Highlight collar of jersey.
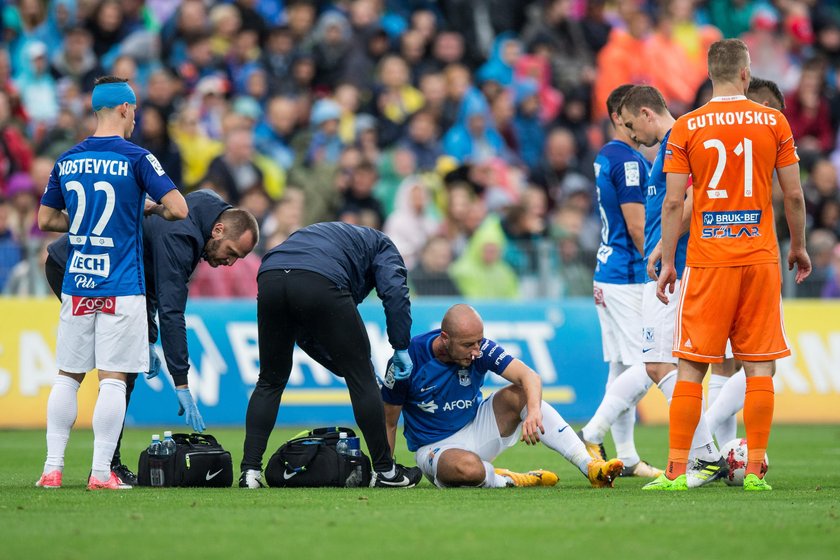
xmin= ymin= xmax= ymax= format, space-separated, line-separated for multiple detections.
xmin=710 ymin=95 xmax=747 ymax=102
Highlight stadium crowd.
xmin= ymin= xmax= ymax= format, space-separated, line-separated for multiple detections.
xmin=2 ymin=0 xmax=840 ymax=299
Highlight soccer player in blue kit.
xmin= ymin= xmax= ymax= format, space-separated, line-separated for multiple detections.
xmin=578 ymin=85 xmax=663 ymax=478
xmin=36 ymin=77 xmax=188 ymax=490
xmin=382 ymin=304 xmax=624 ymax=488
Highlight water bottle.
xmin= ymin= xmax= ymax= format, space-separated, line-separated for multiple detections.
xmin=162 ymin=431 xmax=177 ymax=456
xmin=346 ymin=437 xmax=362 ymax=457
xmin=148 ymin=434 xmax=164 ymax=487
xmin=336 ymin=432 xmax=350 ymax=456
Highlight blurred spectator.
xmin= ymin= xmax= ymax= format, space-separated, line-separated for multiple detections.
xmin=786 ymin=58 xmax=835 ymax=158
xmin=707 ymin=0 xmax=763 ymax=39
xmin=189 ymin=252 xmax=261 ymax=298
xmin=443 ymin=94 xmax=506 ymax=163
xmin=262 ymin=25 xmax=296 ymax=94
xmin=512 ymin=79 xmax=545 ymax=169
xmin=0 ymin=197 xmax=22 ymax=291
xmin=205 ymin=127 xmax=264 ymax=204
xmin=5 ymin=171 xmax=41 ymax=244
xmin=522 ymin=0 xmax=596 ymax=95
xmin=261 ymin=187 xmax=305 ymax=250
xmin=374 ymin=55 xmax=425 ymax=146
xmin=312 ymin=11 xmax=353 ymax=90
xmin=170 ymin=106 xmax=223 ymax=190
xmin=398 ymin=110 xmax=443 ymax=172
xmin=513 ymin=55 xmax=562 ymax=123
xmin=3 ymin=236 xmax=51 ymax=297
xmin=49 ymin=26 xmax=101 ymax=93
xmin=209 ymin=3 xmax=242 ymax=58
xmin=821 ymin=244 xmax=840 ymax=298
xmin=410 ymin=235 xmax=461 ymax=297
xmin=384 ymin=176 xmax=440 ymax=269
xmin=529 ymin=127 xmax=590 ymax=209
xmin=0 ymin=90 xmax=33 ymax=194
xmin=160 ymin=0 xmax=210 ymax=69
xmin=804 ymin=158 xmax=840 ymax=231
xmin=500 ymin=203 xmax=544 ymax=277
xmin=742 ymin=6 xmax=801 ymax=93
xmin=85 ymin=0 xmax=128 ymax=61
xmin=138 ymin=105 xmax=183 ymax=188
xmin=340 ymin=160 xmax=385 ymax=228
xmin=797 ymin=228 xmax=838 ymax=297
xmin=550 ymin=226 xmax=593 ymax=298
xmin=254 ymin=95 xmax=298 ymax=171
xmin=450 ymin=215 xmax=519 ymax=299
xmin=16 ymin=41 xmax=59 ymax=129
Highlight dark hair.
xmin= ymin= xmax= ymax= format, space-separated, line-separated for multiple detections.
xmin=748 ymin=77 xmax=785 ymax=110
xmin=619 ymin=85 xmax=669 ymax=117
xmin=606 ymin=84 xmax=635 ymax=124
xmin=355 ymin=160 xmax=377 ymax=174
xmin=219 ymin=208 xmax=259 ymax=244
xmin=93 ymin=75 xmax=129 ymax=87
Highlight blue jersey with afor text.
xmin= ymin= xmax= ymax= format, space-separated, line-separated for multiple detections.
xmin=380 ymin=329 xmax=514 ymax=452
xmin=645 ymin=130 xmax=688 ymax=281
xmin=40 ymin=136 xmax=177 ymax=296
xmin=593 ymin=140 xmax=649 ymax=284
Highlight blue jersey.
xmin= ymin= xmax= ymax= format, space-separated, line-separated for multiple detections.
xmin=40 ymin=136 xmax=177 ymax=296
xmin=592 ymin=140 xmax=649 ymax=284
xmin=381 ymin=329 xmax=514 ymax=452
xmin=644 ymin=130 xmax=688 ymax=282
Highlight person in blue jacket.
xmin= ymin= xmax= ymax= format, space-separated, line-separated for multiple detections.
xmin=45 ymin=189 xmax=258 ymax=485
xmin=240 ymin=222 xmax=422 ymax=489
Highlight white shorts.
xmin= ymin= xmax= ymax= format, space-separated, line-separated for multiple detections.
xmin=414 ymin=393 xmax=521 ymax=487
xmin=641 ymin=280 xmax=681 ymax=364
xmin=593 ymin=281 xmax=643 ymax=365
xmin=724 ymin=339 xmax=734 ymax=360
xmin=57 ymin=293 xmax=149 ymax=373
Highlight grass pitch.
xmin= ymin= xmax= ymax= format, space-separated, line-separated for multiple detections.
xmin=1 ymin=425 xmax=838 ymax=560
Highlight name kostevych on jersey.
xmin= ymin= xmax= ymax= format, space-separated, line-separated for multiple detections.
xmin=57 ymin=158 xmax=130 ymax=177
xmin=687 ymin=111 xmax=778 ymax=130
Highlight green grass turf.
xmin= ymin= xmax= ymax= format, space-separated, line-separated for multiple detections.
xmin=1 ymin=425 xmax=839 ymax=560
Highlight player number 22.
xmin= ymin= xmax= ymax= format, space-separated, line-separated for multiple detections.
xmin=702 ymin=138 xmax=753 ymax=199
xmin=65 ymin=180 xmax=116 ymax=243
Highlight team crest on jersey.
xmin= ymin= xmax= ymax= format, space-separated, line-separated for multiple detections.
xmin=458 ymin=369 xmax=471 ymax=387
xmin=146 ymin=154 xmax=166 ymax=176
xmin=624 ymin=161 xmax=640 ymax=186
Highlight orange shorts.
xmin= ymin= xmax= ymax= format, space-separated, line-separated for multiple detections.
xmin=673 ymin=263 xmax=790 ymax=363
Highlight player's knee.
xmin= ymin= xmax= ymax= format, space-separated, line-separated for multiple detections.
xmin=437 ymin=454 xmax=485 ymax=486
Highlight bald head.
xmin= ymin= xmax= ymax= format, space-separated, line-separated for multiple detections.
xmin=441 ymin=304 xmax=483 ymax=336
xmin=438 ymin=304 xmax=484 ymax=367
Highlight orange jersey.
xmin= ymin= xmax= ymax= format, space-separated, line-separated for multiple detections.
xmin=663 ymin=96 xmax=799 ymax=267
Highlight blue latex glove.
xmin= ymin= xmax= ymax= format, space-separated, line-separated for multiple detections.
xmin=176 ymin=388 xmax=206 ymax=433
xmin=391 ymin=349 xmax=413 ymax=380
xmin=145 ymin=344 xmax=162 ymax=380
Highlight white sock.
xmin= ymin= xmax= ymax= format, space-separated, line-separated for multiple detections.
xmin=379 ymin=464 xmax=396 ymax=478
xmin=581 ymin=363 xmax=652 ymax=445
xmin=705 ymin=369 xmax=744 ymax=446
xmin=481 ymin=460 xmax=510 ymax=488
xmin=657 ymin=370 xmax=718 ymax=462
xmin=44 ymin=376 xmax=81 ymax=473
xmin=538 ymin=401 xmax=591 ymax=475
xmin=91 ymin=378 xmax=127 ymax=480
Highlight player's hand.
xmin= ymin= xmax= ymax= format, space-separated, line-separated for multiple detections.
xmin=391 ymin=349 xmax=413 ymax=380
xmin=520 ymin=410 xmax=544 ymax=446
xmin=788 ymin=247 xmax=812 ymax=284
xmin=145 ymin=343 xmax=161 ymax=379
xmin=143 ymin=198 xmax=159 ymax=216
xmin=656 ymin=263 xmax=677 ymax=304
xmin=176 ymin=387 xmax=206 ymax=433
xmin=647 ymin=243 xmax=662 ymax=281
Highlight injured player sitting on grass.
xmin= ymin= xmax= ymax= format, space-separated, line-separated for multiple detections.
xmin=382 ymin=304 xmax=624 ymax=488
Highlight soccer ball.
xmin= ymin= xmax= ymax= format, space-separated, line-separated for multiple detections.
xmin=722 ymin=438 xmax=769 ymax=486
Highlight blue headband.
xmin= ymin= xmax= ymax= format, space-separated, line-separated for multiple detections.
xmin=91 ymin=82 xmax=136 ymax=112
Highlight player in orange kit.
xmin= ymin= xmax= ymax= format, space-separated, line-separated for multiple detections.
xmin=645 ymin=39 xmax=811 ymax=491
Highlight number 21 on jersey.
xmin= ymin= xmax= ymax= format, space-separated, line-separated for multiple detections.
xmin=702 ymin=137 xmax=753 ymax=199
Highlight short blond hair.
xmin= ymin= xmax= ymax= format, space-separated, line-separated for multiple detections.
xmin=707 ymin=39 xmax=749 ymax=83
